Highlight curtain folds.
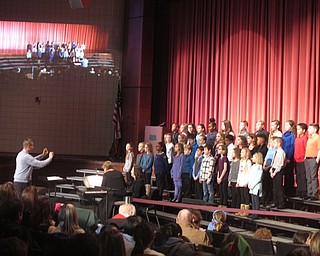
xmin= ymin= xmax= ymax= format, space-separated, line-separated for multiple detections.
xmin=0 ymin=21 xmax=108 ymax=54
xmin=167 ymin=0 xmax=320 ymax=133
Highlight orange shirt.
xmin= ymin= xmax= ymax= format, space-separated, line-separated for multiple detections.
xmin=305 ymin=134 xmax=320 ymax=157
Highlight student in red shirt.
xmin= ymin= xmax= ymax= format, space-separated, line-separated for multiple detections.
xmin=294 ymin=123 xmax=308 ymax=199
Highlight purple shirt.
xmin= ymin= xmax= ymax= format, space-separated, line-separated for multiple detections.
xmin=171 ymin=154 xmax=184 ymax=180
xmin=217 ymin=156 xmax=230 ymax=181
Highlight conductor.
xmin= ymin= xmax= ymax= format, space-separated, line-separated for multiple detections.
xmin=13 ymin=138 xmax=54 ymax=194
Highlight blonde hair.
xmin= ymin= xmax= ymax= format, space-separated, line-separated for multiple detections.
xmin=241 ymin=148 xmax=251 ymax=160
xmin=213 ymin=210 xmax=227 ymax=232
xmin=102 ymin=161 xmax=112 ymax=170
xmin=145 ymin=142 xmax=153 ymax=154
xmin=310 ymin=231 xmax=320 ymax=256
xmin=23 ymin=138 xmax=33 ymax=148
xmin=253 ymin=152 xmax=264 ymax=165
xmin=58 ymin=204 xmax=81 ymax=237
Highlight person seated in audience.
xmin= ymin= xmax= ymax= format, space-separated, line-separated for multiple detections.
xmin=0 ymin=182 xmax=20 ymax=204
xmin=207 ymin=210 xmax=229 ymax=233
xmin=21 ymin=186 xmax=38 ymax=228
xmin=32 ymin=197 xmax=55 ymax=233
xmin=132 ymin=219 xmax=165 ymax=255
xmin=122 ymin=216 xmax=143 ymax=256
xmin=98 ymin=225 xmax=126 ymax=256
xmin=287 ymin=247 xmax=311 ymax=256
xmin=253 ymin=228 xmax=272 ymax=240
xmin=0 ymin=236 xmax=28 ymax=256
xmin=293 ymin=231 xmax=312 ymax=245
xmin=112 ymin=204 xmax=136 ymax=219
xmin=175 ymin=209 xmax=210 ymax=246
xmin=131 ymin=165 xmax=146 ymax=198
xmin=310 ymin=231 xmax=320 ymax=256
xmin=218 ymin=233 xmax=253 ymax=256
xmin=108 ymin=204 xmax=136 ymax=229
xmin=49 ymin=203 xmax=85 ymax=237
xmin=153 ymin=223 xmax=194 ymax=256
xmin=190 ymin=209 xmax=205 ymax=231
xmin=68 ymin=233 xmax=99 ymax=256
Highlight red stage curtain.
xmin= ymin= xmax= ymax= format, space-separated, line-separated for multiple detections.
xmin=167 ymin=0 xmax=320 ymax=133
xmin=0 ymin=21 xmax=109 ymax=54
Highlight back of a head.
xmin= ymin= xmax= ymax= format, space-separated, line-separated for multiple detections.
xmin=154 ymin=223 xmax=182 ymax=246
xmin=58 ymin=204 xmax=79 ymax=237
xmin=176 ymin=209 xmax=192 ymax=223
xmin=0 ymin=182 xmax=20 ymax=206
xmin=98 ymin=225 xmax=125 ymax=256
xmin=69 ymin=233 xmax=99 ymax=256
xmin=0 ymin=197 xmax=24 ymax=223
xmin=0 ymin=237 xmax=28 ymax=256
xmin=253 ymin=228 xmax=272 ymax=240
xmin=123 ymin=215 xmax=143 ymax=236
xmin=293 ymin=231 xmax=311 ymax=245
xmin=119 ymin=204 xmax=136 ymax=218
xmin=132 ymin=220 xmax=154 ymax=254
xmin=21 ymin=186 xmax=38 ymax=212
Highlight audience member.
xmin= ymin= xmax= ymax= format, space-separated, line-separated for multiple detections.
xmin=253 ymin=228 xmax=272 ymax=240
xmin=122 ymin=216 xmax=143 ymax=256
xmin=49 ymin=204 xmax=85 ymax=237
xmin=98 ymin=225 xmax=126 ymax=256
xmin=154 ymin=223 xmax=194 ymax=256
xmin=175 ymin=209 xmax=210 ymax=246
xmin=112 ymin=204 xmax=136 ymax=219
xmin=218 ymin=233 xmax=253 ymax=256
xmin=0 ymin=236 xmax=28 ymax=256
xmin=310 ymin=231 xmax=320 ymax=256
xmin=207 ymin=210 xmax=229 ymax=233
xmin=132 ymin=220 xmax=165 ymax=255
xmin=190 ymin=209 xmax=205 ymax=231
xmin=293 ymin=231 xmax=312 ymax=245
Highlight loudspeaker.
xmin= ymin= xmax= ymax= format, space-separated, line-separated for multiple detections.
xmin=77 ymin=207 xmax=97 ymax=229
xmin=69 ymin=0 xmax=83 ymax=9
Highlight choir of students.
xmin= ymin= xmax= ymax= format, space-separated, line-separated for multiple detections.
xmin=125 ymin=119 xmax=320 ymax=215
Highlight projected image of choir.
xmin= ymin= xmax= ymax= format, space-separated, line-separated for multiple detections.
xmin=26 ymin=41 xmax=86 ymax=63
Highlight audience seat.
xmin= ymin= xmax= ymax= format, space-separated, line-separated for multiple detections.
xmin=206 ymin=230 xmax=228 ymax=248
xmin=275 ymin=241 xmax=309 ymax=256
xmin=243 ymin=235 xmax=275 ymax=256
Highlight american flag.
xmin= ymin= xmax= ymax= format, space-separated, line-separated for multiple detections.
xmin=112 ymin=83 xmax=122 ymax=140
xmin=109 ymin=83 xmax=122 ymax=157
